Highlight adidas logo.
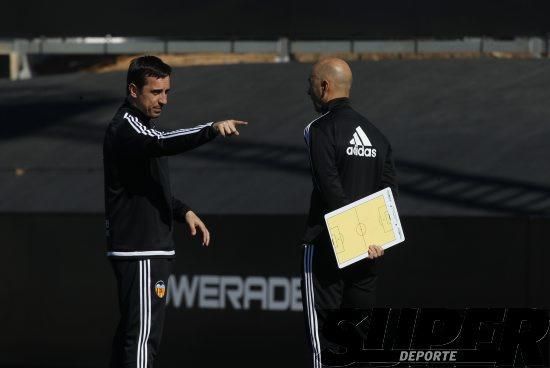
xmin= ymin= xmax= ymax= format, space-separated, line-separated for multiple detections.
xmin=346 ymin=126 xmax=377 ymax=157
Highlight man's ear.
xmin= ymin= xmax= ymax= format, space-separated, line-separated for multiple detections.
xmin=128 ymin=83 xmax=139 ymax=98
xmin=321 ymin=80 xmax=329 ymax=99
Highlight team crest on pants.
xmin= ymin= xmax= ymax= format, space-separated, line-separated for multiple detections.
xmin=155 ymin=281 xmax=166 ymax=298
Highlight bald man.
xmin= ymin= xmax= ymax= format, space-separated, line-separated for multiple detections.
xmin=301 ymin=58 xmax=398 ymax=367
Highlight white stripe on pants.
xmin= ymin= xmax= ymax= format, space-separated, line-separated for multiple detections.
xmin=304 ymin=244 xmax=322 ymax=367
xmin=137 ymin=260 xmax=151 ymax=368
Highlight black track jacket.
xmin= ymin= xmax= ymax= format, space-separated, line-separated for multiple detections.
xmin=303 ymin=98 xmax=398 ymax=244
xmin=103 ymin=100 xmax=217 ymax=259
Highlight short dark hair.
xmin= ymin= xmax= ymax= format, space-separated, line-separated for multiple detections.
xmin=126 ymin=55 xmax=172 ymax=95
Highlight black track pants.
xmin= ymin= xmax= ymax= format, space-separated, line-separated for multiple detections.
xmin=301 ymin=243 xmax=378 ymax=368
xmin=110 ymin=258 xmax=173 ymax=368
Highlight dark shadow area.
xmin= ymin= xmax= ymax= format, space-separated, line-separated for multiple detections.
xmin=2 ymin=0 xmax=550 ymax=38
xmin=398 ymin=160 xmax=550 ymax=216
xmin=0 ymin=95 xmax=119 ymax=141
xmin=182 ymin=140 xmax=550 ymax=215
xmin=0 ymin=113 xmax=547 ymax=214
xmin=0 ymin=55 xmax=9 ymax=79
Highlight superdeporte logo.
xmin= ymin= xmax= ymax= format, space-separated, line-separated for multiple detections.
xmin=347 ymin=126 xmax=376 ymax=158
xmin=166 ymin=274 xmax=303 ymax=311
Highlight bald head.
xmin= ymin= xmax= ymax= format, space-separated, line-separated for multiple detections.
xmin=308 ymin=58 xmax=353 ymax=112
xmin=312 ymin=58 xmax=353 ymax=96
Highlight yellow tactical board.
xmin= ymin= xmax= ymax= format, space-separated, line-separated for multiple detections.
xmin=324 ymin=187 xmax=405 ymax=268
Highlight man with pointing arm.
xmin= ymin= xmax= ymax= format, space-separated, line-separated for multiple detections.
xmin=103 ymin=55 xmax=247 ymax=368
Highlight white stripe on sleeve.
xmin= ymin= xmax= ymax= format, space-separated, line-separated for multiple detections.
xmin=123 ymin=112 xmax=213 ymax=140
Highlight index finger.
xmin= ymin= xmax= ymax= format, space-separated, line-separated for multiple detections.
xmin=231 ymin=120 xmax=248 ymax=126
xmin=199 ymin=223 xmax=208 ymax=245
xmin=205 ymin=228 xmax=210 ymax=247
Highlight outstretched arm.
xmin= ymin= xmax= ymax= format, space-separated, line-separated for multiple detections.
xmin=119 ymin=113 xmax=247 ymax=157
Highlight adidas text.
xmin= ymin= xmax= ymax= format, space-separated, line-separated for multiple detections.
xmin=346 ymin=146 xmax=377 ymax=157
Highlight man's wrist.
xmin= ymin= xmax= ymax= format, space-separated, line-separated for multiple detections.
xmin=210 ymin=124 xmax=219 ymax=136
xmin=176 ymin=208 xmax=192 ymax=223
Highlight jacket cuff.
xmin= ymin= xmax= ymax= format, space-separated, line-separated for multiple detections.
xmin=174 ymin=205 xmax=192 ymax=223
xmin=208 ymin=122 xmax=218 ymax=136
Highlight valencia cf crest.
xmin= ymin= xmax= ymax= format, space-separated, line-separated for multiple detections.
xmin=155 ymin=281 xmax=166 ymax=299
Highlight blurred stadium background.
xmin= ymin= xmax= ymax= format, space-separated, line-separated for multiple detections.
xmin=1 ymin=1 xmax=550 ymax=367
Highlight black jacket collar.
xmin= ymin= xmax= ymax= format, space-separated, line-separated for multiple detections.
xmin=123 ymin=98 xmax=151 ymax=123
xmin=326 ymin=97 xmax=351 ymax=112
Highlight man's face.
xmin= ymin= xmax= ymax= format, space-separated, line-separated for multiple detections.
xmin=307 ymin=71 xmax=325 ymax=113
xmin=130 ymin=76 xmax=170 ymax=119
